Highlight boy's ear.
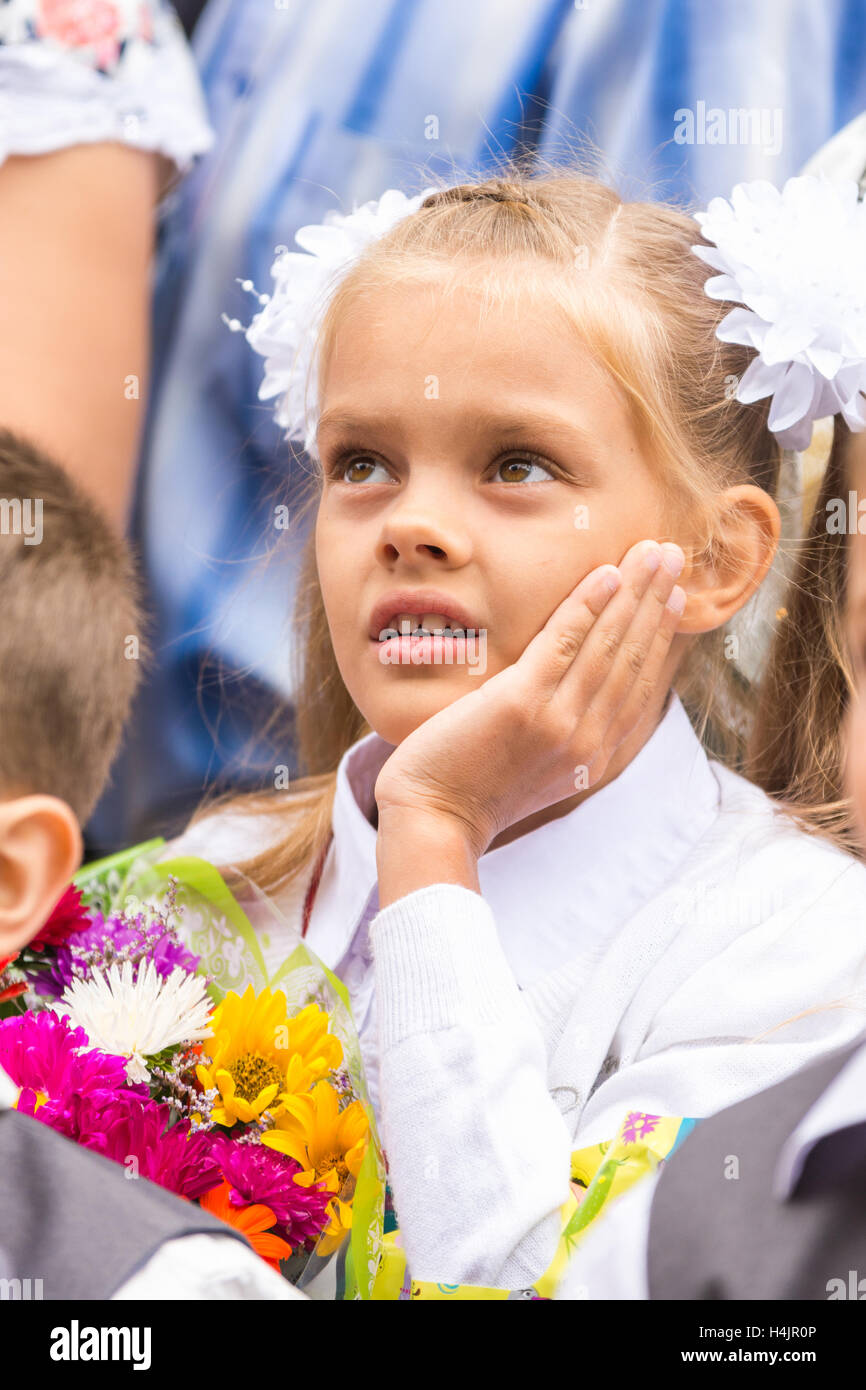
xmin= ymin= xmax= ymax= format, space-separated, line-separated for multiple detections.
xmin=676 ymin=484 xmax=781 ymax=635
xmin=0 ymin=796 xmax=82 ymax=957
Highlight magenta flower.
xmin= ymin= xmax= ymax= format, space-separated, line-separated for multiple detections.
xmin=149 ymin=1115 xmax=224 ymax=1202
xmin=621 ymin=1112 xmax=662 ymax=1144
xmin=0 ymin=1010 xmax=130 ymax=1129
xmin=214 ymin=1138 xmax=332 ymax=1248
xmin=70 ymin=1090 xmax=223 ymax=1202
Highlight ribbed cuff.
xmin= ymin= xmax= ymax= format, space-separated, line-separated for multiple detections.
xmin=370 ymin=882 xmax=524 ymax=1048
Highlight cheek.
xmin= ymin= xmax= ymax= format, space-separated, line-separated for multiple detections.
xmin=845 ymin=699 xmax=866 ymax=841
xmin=562 ymin=497 xmax=659 ymax=587
xmin=503 ymin=495 xmax=667 ymax=650
xmin=490 ymin=547 xmax=607 ymax=660
xmin=315 ymin=514 xmax=359 ymax=635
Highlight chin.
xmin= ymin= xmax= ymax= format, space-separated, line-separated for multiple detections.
xmin=361 ymin=681 xmax=470 ymax=745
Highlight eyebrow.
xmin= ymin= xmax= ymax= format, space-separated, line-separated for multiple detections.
xmin=316 ymin=406 xmax=608 ymax=462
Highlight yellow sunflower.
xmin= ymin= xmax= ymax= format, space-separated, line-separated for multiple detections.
xmin=315 ymin=1197 xmax=353 ymax=1257
xmin=261 ymin=1078 xmax=369 ymax=1190
xmin=196 ymin=987 xmax=343 ymax=1127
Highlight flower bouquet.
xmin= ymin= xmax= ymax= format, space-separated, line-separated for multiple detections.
xmin=0 ymin=840 xmax=386 ymax=1299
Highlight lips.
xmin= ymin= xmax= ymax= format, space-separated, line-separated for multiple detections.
xmin=368 ymin=589 xmax=481 ymax=641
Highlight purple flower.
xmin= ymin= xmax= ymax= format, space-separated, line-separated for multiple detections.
xmin=31 ymin=912 xmax=199 ymax=999
xmin=0 ymin=1010 xmax=130 ymax=1130
xmin=621 ymin=1111 xmax=661 ymax=1144
xmin=214 ymin=1137 xmax=332 ymax=1247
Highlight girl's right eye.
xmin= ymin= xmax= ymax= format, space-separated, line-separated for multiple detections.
xmin=328 ymin=454 xmax=391 ymax=484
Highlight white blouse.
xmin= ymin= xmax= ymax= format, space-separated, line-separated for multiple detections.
xmin=302 ymin=689 xmax=721 ymax=1120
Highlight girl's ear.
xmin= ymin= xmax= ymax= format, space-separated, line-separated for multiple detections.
xmin=0 ymin=795 xmax=82 ymax=957
xmin=676 ymin=484 xmax=781 ymax=635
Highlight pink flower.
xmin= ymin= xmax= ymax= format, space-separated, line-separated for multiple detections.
xmin=138 ymin=1 xmax=153 ymax=43
xmin=621 ymin=1112 xmax=661 ymax=1144
xmin=37 ymin=0 xmax=122 ymax=67
xmin=213 ymin=1137 xmax=333 ymax=1248
xmin=71 ymin=1090 xmax=223 ymax=1201
xmin=0 ymin=1010 xmax=130 ymax=1128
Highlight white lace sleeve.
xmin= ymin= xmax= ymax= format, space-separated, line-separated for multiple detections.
xmin=0 ymin=0 xmax=213 ymax=170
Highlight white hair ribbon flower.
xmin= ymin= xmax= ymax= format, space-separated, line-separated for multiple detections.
xmin=231 ymin=187 xmax=437 ymax=456
xmin=693 ymin=175 xmax=866 ymax=451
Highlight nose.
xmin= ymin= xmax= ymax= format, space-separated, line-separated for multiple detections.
xmin=375 ymin=492 xmax=472 ymax=568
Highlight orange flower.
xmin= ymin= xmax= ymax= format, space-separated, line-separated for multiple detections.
xmin=200 ymin=1179 xmax=292 ymax=1270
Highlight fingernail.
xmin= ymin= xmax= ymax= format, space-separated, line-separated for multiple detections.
xmin=643 ymin=545 xmax=662 ymax=574
xmin=666 ymin=585 xmax=686 ymax=615
xmin=600 ymin=568 xmax=621 ymax=598
xmin=661 ymin=543 xmax=685 ymax=577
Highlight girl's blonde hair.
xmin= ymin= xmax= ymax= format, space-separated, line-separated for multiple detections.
xmin=195 ymin=163 xmax=858 ymax=893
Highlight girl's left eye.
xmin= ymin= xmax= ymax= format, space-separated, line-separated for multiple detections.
xmin=493 ymin=454 xmax=556 ymax=483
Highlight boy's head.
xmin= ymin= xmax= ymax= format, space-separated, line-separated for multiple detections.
xmin=0 ymin=430 xmax=143 ymax=953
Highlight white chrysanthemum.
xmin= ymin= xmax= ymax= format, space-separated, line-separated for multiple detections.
xmin=693 ymin=175 xmax=866 ymax=450
xmin=244 ymin=187 xmax=437 ymax=455
xmin=54 ymin=961 xmax=213 ymax=1085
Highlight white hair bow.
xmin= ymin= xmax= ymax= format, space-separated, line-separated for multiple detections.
xmin=230 ymin=187 xmax=436 ymax=457
xmin=693 ymin=175 xmax=866 ymax=451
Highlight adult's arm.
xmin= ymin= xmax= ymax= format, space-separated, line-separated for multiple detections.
xmin=0 ymin=1 xmax=213 ymax=527
xmin=0 ymin=144 xmax=158 ymax=527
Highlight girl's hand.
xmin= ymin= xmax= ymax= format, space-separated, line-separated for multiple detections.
xmin=373 ymin=539 xmax=686 ymax=878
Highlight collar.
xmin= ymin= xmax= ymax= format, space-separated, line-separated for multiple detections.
xmin=0 ymin=1062 xmax=18 ymax=1111
xmin=308 ymin=691 xmax=721 ymax=985
xmin=774 ymin=1037 xmax=866 ymax=1199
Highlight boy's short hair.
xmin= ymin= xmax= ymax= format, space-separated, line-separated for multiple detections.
xmin=0 ymin=429 xmax=143 ymax=823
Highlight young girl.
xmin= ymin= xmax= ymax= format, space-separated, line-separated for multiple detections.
xmin=172 ymin=169 xmax=866 ymax=1290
